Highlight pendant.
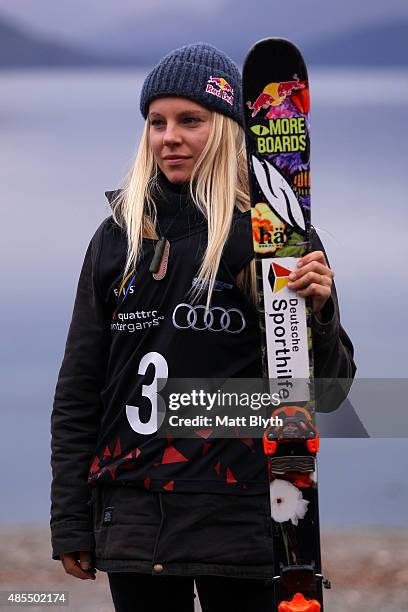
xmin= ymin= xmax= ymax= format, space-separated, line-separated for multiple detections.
xmin=149 ymin=237 xmax=170 ymax=280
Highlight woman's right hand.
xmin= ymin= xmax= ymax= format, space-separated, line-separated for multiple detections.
xmin=60 ymin=551 xmax=96 ymax=580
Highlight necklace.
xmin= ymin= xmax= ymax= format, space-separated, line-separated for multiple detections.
xmin=149 ymin=194 xmax=186 ymax=280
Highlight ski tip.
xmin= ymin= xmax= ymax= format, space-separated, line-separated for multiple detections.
xmin=278 ymin=592 xmax=321 ymax=611
xmin=242 ymin=37 xmax=305 ymax=64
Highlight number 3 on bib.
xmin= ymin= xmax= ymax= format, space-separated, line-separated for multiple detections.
xmin=126 ymin=351 xmax=168 ymax=435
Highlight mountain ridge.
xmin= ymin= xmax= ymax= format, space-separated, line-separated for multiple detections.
xmin=0 ymin=14 xmax=406 ymax=69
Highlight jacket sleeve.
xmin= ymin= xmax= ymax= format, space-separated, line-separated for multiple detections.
xmin=309 ymin=226 xmax=357 ymax=411
xmin=50 ymin=221 xmax=111 ymax=560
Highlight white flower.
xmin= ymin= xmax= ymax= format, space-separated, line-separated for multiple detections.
xmin=269 ymin=479 xmax=309 ymax=526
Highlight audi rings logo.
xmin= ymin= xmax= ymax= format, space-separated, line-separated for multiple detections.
xmin=172 ymin=303 xmax=246 ymax=334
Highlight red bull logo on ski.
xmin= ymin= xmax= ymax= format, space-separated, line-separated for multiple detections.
xmin=247 ymin=75 xmax=305 ymax=118
xmin=206 ymin=76 xmax=234 ymax=106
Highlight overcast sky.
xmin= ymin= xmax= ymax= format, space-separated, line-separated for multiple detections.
xmin=1 ymin=0 xmax=408 ymax=45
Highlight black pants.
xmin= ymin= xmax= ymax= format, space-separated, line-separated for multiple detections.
xmin=108 ymin=572 xmax=275 ymax=612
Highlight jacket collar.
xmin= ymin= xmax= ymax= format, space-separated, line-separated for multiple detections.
xmin=105 ymin=171 xmax=190 ymax=211
xmin=104 ymin=175 xmax=249 ymax=223
xmin=105 ymin=189 xmax=123 ymax=209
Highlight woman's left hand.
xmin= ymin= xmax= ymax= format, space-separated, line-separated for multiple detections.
xmin=287 ymin=251 xmax=334 ymax=318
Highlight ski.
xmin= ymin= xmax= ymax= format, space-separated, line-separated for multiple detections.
xmin=242 ymin=38 xmax=329 ymax=610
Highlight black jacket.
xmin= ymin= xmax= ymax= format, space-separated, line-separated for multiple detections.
xmin=50 ymin=179 xmax=356 ymax=564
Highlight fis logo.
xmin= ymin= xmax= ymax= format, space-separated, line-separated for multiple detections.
xmin=112 ymin=270 xmax=136 ymax=320
xmin=206 ymin=76 xmax=234 ymax=106
xmin=114 ymin=271 xmax=136 ymax=300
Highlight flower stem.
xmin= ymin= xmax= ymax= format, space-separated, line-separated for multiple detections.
xmin=280 ymin=523 xmax=291 ymax=565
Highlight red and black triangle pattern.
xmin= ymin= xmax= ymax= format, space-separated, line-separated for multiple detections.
xmin=87 ymin=434 xmax=259 ymax=492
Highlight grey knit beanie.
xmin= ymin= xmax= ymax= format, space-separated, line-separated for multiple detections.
xmin=140 ymin=42 xmax=243 ymax=126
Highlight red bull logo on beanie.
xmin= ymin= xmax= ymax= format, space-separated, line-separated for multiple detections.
xmin=206 ymin=76 xmax=234 ymax=106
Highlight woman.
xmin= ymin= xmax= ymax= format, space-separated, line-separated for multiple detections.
xmin=50 ymin=43 xmax=356 ymax=612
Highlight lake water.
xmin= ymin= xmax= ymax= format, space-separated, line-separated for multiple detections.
xmin=0 ymin=69 xmax=407 ymax=527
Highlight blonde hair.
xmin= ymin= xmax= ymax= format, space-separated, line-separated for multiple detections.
xmin=111 ymin=110 xmax=257 ymax=308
